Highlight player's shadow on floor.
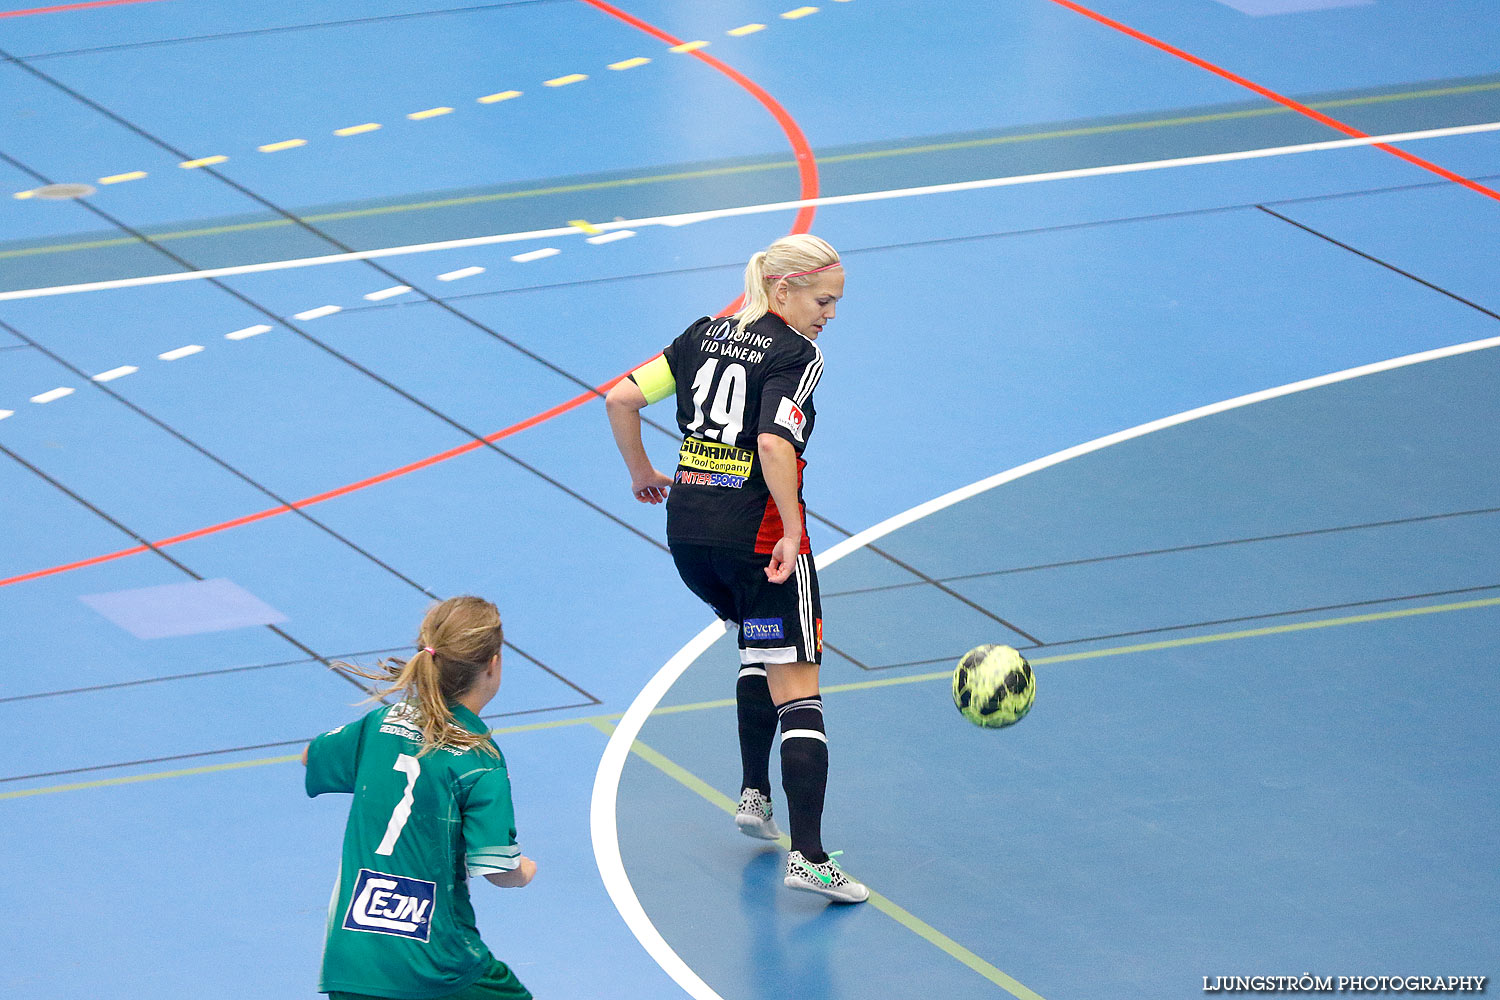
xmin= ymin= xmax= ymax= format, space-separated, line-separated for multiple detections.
xmin=738 ymin=845 xmax=871 ymax=998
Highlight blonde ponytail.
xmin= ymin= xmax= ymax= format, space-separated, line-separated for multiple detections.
xmin=734 ymin=234 xmax=840 ymax=335
xmin=338 ymin=596 xmax=505 ymax=757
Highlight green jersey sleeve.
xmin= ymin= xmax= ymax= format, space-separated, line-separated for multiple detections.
xmin=305 ymin=717 xmax=365 ymax=797
xmin=462 ymin=767 xmax=521 ymax=877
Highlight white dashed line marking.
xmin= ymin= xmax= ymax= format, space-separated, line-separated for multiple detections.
xmin=364 ymin=285 xmax=413 ymax=301
xmin=0 ymin=409 xmax=14 ymax=420
xmin=31 ymin=387 xmax=74 ymax=404
xmin=91 ymin=365 xmax=139 ymax=382
xmin=293 ymin=305 xmax=342 ymax=321
xmin=511 ymin=248 xmax=560 ymax=263
xmin=158 ymin=345 xmax=205 ymax=361
xmin=437 ymin=266 xmax=485 ymax=281
xmin=225 ymin=324 xmax=273 ymax=340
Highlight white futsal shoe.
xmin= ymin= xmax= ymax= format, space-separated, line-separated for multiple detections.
xmin=734 ymin=788 xmax=782 ymax=840
xmin=784 ymin=850 xmax=869 ymax=904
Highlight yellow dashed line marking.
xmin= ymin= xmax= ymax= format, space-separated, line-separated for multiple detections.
xmin=568 ymin=219 xmax=602 ymax=234
xmin=23 ymin=3 xmax=862 ymax=204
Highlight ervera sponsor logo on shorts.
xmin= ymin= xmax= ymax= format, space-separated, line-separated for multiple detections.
xmin=743 ymin=618 xmax=785 ymax=641
xmin=342 ymin=868 xmax=436 ymax=941
xmin=1201 ymin=974 xmax=1487 ymax=993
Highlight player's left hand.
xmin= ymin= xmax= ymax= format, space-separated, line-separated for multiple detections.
xmin=765 ymin=535 xmax=800 ymax=584
xmin=631 ymin=469 xmax=673 ymax=504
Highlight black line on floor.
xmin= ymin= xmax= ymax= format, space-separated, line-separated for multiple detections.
xmin=501 ymin=639 xmax=601 ymax=706
xmin=822 ymin=641 xmax=870 ymax=670
xmin=1256 ymin=204 xmax=1500 ymax=323
xmin=856 ymin=582 xmax=1500 ymax=670
xmin=0 ymin=60 xmax=668 ymax=557
xmin=8 ymin=0 xmax=568 ymax=62
xmin=0 ymin=698 xmax=599 ymax=785
xmin=0 ymin=645 xmax=412 ymax=704
xmin=0 ymin=316 xmax=445 ymax=601
xmin=0 ymin=439 xmax=372 ymax=696
xmin=823 ymin=506 xmax=1500 ymax=600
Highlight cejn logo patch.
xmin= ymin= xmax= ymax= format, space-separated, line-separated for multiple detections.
xmin=343 ymin=868 xmax=436 ymax=941
xmin=743 ymin=618 xmax=785 ymax=641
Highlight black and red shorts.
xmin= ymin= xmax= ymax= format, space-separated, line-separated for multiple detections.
xmin=670 ymin=543 xmax=822 ymax=666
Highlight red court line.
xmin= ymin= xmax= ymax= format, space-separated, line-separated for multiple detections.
xmin=0 ymin=0 xmax=172 ymax=19
xmin=1 ymin=1 xmax=821 ymax=591
xmin=1047 ymin=0 xmax=1500 ymax=204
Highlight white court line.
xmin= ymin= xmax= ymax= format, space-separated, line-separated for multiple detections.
xmin=30 ymin=386 xmax=74 ymax=404
xmin=590 ymin=332 xmax=1500 ymax=1000
xmin=293 ymin=305 xmax=342 ymax=321
xmin=364 ymin=284 xmax=413 ymax=301
xmin=3 ymin=120 xmax=1495 ymax=303
xmin=157 ymin=344 xmax=204 ymax=361
xmin=91 ymin=365 xmax=138 ymax=382
xmin=225 ymin=324 xmax=273 ymax=340
xmin=437 ymin=266 xmax=485 ymax=281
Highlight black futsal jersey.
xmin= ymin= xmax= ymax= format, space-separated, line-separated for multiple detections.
xmin=655 ymin=313 xmax=823 ymax=554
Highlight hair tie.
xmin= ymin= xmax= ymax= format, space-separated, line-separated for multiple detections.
xmin=422 ymin=646 xmax=435 ymax=656
xmin=765 ymin=261 xmax=842 ymax=282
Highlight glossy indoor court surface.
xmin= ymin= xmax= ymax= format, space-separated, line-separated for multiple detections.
xmin=2 ymin=1 xmax=1497 ymax=997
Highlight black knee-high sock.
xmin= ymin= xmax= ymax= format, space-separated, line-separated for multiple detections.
xmin=737 ymin=667 xmax=777 ymax=796
xmin=777 ymin=695 xmax=829 ymax=863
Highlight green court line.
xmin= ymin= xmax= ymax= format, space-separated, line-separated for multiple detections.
xmin=5 ymin=78 xmax=1497 ymax=262
xmin=588 ymin=719 xmax=1046 ymax=999
xmin=5 ymin=593 xmax=1497 ymax=803
xmin=0 ymin=753 xmax=302 ymax=800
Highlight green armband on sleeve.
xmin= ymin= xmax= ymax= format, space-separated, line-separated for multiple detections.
xmin=630 ymin=355 xmax=676 ymax=405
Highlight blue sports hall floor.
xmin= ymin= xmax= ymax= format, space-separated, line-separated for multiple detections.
xmin=2 ymin=1 xmax=1497 ymax=997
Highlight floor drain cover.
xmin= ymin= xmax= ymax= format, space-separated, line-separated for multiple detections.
xmin=30 ymin=183 xmax=97 ymax=199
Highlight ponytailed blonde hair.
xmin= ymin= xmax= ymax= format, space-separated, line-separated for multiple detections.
xmin=340 ymin=596 xmax=505 ymax=757
xmin=735 ymin=233 xmax=841 ymax=335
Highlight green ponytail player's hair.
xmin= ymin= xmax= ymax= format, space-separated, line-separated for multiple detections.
xmin=338 ymin=596 xmax=504 ymax=757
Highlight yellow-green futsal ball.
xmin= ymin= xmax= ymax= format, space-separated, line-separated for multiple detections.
xmin=952 ymin=644 xmax=1035 ymax=728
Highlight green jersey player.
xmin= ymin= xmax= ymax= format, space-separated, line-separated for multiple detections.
xmin=303 ymin=596 xmax=536 ymax=1000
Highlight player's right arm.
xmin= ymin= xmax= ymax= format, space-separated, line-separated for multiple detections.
xmin=304 ymin=720 xmax=363 ymax=796
xmin=758 ymin=433 xmax=804 ymax=585
xmin=483 ymin=856 xmax=537 ymax=889
xmin=607 ymin=354 xmax=675 ymax=504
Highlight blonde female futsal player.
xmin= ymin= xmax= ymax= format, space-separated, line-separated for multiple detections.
xmin=607 ymin=233 xmax=867 ymax=904
xmin=303 ymin=596 xmax=538 ymax=998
